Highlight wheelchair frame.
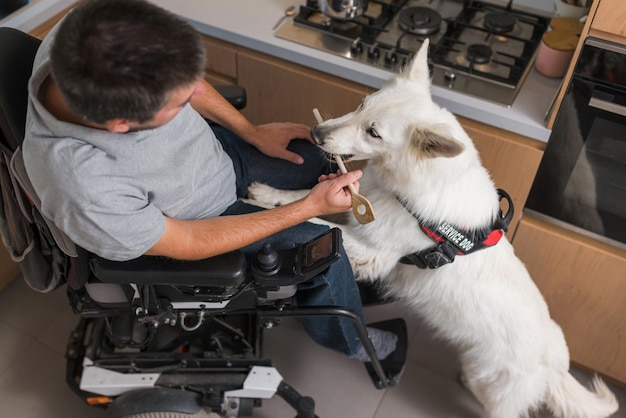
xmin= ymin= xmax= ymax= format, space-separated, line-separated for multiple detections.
xmin=59 ymin=231 xmax=401 ymax=418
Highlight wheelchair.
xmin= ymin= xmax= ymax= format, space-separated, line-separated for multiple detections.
xmin=0 ymin=27 xmax=407 ymax=418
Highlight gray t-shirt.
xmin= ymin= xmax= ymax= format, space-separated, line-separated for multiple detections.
xmin=23 ymin=31 xmax=237 ymax=261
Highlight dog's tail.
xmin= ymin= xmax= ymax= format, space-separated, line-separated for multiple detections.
xmin=545 ymin=372 xmax=618 ymax=418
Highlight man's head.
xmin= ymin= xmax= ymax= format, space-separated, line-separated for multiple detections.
xmin=50 ymin=0 xmax=206 ymax=129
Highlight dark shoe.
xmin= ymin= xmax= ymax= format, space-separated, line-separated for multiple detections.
xmin=364 ymin=318 xmax=408 ymax=389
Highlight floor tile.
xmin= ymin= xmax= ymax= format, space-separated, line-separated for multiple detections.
xmin=0 ymin=339 xmax=105 ymax=418
xmin=364 ymin=299 xmax=462 ymax=381
xmin=37 ymin=304 xmax=81 ymax=355
xmin=252 ymin=317 xmax=385 ymax=418
xmin=0 ymin=276 xmax=69 ymax=338
xmin=406 ymin=314 xmax=462 ymax=381
xmin=374 ymin=360 xmax=488 ymax=418
xmin=0 ymin=320 xmax=35 ymax=375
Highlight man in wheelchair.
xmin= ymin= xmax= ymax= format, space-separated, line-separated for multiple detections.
xmin=12 ymin=0 xmax=408 ymax=416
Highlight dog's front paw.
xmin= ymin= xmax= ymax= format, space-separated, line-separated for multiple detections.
xmin=248 ymin=182 xmax=282 ymax=207
xmin=248 ymin=182 xmax=279 ymax=207
xmin=247 ymin=182 xmax=308 ymax=208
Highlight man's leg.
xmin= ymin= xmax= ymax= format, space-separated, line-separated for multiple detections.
xmin=212 ymin=125 xmax=336 ymax=197
xmin=221 ymin=201 xmax=363 ymax=356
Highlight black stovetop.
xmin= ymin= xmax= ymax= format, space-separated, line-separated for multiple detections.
xmin=276 ymin=0 xmax=550 ymax=106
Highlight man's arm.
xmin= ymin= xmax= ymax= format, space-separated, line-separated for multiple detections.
xmin=146 ymin=171 xmax=361 ymax=260
xmin=190 ymin=79 xmax=313 ymax=165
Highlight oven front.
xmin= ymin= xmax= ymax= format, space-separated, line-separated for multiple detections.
xmin=526 ymin=37 xmax=626 ymax=247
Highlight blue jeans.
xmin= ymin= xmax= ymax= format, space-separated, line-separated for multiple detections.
xmin=213 ymin=125 xmax=364 ymax=356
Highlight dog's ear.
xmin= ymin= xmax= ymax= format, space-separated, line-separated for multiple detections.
xmin=411 ymin=125 xmax=465 ymax=159
xmin=402 ymin=38 xmax=430 ymax=85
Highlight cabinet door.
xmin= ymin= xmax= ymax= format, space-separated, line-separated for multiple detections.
xmin=514 ymin=213 xmax=626 ymax=383
xmin=591 ymin=0 xmax=626 ymax=38
xmin=201 ymin=36 xmax=238 ymax=84
xmin=459 ymin=116 xmax=545 ymax=235
xmin=237 ymin=50 xmax=372 ymax=125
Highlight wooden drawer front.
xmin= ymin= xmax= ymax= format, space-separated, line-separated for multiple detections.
xmin=237 ymin=51 xmax=371 ymax=126
xmin=204 ymin=73 xmax=234 ymax=88
xmin=202 ymin=37 xmax=237 ymax=80
xmin=591 ymin=0 xmax=626 ymax=38
xmin=514 ymin=213 xmax=626 ymax=383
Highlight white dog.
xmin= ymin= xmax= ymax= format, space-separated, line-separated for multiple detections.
xmin=248 ymin=40 xmax=618 ymax=418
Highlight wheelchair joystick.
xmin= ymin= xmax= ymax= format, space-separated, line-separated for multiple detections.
xmin=252 ymin=229 xmax=342 ymax=286
xmin=252 ymin=242 xmax=281 ymax=276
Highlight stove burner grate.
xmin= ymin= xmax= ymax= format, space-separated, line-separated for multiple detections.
xmin=398 ymin=7 xmax=442 ymax=36
xmin=484 ymin=11 xmax=517 ymax=33
xmin=466 ymin=43 xmax=493 ymax=64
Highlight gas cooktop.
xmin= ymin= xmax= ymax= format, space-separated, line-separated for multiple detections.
xmin=275 ymin=0 xmax=550 ymax=106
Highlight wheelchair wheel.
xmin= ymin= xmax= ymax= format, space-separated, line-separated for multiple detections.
xmin=114 ymin=413 xmax=218 ymax=418
xmin=104 ymin=389 xmax=220 ymax=418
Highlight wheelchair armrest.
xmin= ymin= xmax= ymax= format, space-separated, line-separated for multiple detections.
xmin=91 ymin=251 xmax=247 ymax=287
xmin=214 ymin=85 xmax=246 ymax=110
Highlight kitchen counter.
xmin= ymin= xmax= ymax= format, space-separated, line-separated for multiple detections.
xmin=0 ymin=0 xmax=74 ymax=33
xmin=149 ymin=0 xmax=562 ymax=142
xmin=1 ymin=0 xmax=561 ymax=142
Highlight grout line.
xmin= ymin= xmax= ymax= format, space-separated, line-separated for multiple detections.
xmin=371 ymin=387 xmax=390 ymax=418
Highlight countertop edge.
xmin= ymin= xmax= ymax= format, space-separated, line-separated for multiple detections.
xmin=2 ymin=0 xmax=559 ymax=143
xmin=188 ymin=16 xmax=557 ymax=143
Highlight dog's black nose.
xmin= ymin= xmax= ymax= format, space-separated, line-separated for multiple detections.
xmin=310 ymin=126 xmax=322 ymax=145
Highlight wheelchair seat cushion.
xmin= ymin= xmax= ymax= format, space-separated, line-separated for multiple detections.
xmin=91 ymin=251 xmax=247 ymax=287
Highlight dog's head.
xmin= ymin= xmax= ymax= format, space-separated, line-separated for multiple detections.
xmin=311 ymin=39 xmax=465 ymax=164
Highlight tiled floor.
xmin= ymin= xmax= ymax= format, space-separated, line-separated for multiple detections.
xmin=1 ymin=276 xmax=625 ymax=418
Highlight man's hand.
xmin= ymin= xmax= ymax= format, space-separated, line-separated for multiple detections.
xmin=189 ymin=80 xmax=314 ymax=165
xmin=306 ymin=170 xmax=362 ymax=215
xmin=247 ymin=122 xmax=314 ymax=165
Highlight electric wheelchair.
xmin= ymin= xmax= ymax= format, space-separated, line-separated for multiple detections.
xmin=0 ymin=27 xmax=407 ymax=417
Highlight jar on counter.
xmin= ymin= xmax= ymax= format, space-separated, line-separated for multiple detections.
xmin=535 ymin=17 xmax=583 ymax=78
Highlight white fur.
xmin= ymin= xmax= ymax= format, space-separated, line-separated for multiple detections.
xmin=248 ymin=40 xmax=619 ymax=418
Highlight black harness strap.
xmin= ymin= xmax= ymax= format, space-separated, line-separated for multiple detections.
xmin=398 ymin=189 xmax=514 ymax=269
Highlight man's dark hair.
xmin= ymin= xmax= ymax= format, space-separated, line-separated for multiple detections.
xmin=50 ymin=0 xmax=206 ymax=124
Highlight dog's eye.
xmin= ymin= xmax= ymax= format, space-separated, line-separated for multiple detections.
xmin=367 ymin=127 xmax=381 ymax=139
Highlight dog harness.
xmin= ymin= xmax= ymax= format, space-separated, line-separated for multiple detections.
xmin=397 ymin=189 xmax=514 ymax=269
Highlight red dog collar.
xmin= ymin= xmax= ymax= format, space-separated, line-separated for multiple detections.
xmin=398 ymin=189 xmax=514 ymax=269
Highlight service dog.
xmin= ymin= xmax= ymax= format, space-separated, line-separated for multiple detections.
xmin=248 ymin=40 xmax=619 ymax=418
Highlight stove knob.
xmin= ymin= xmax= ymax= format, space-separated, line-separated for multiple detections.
xmin=384 ymin=51 xmax=398 ymax=66
xmin=444 ymin=70 xmax=456 ymax=87
xmin=444 ymin=70 xmax=456 ymax=81
xmin=367 ymin=44 xmax=380 ymax=60
xmin=350 ymin=39 xmax=363 ymax=55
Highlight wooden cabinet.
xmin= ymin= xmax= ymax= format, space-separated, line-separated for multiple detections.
xmin=237 ymin=50 xmax=372 ymax=126
xmin=514 ymin=212 xmax=626 ymax=383
xmin=201 ymin=36 xmax=238 ymax=86
xmin=199 ymin=36 xmax=372 ymax=127
xmin=590 ymin=0 xmax=626 ymax=39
